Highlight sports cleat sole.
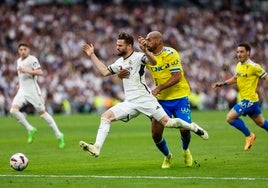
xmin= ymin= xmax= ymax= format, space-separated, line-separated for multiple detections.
xmin=27 ymin=127 xmax=37 ymax=144
xmin=182 ymin=149 xmax=193 ymax=167
xmin=161 ymin=153 xmax=172 ymax=169
xmin=192 ymin=122 xmax=209 ymax=140
xmin=79 ymin=141 xmax=99 ymax=157
xmin=244 ymin=133 xmax=256 ymax=151
xmin=58 ymin=134 xmax=65 ymax=149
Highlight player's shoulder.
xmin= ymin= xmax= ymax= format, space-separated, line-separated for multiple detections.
xmin=27 ymin=55 xmax=38 ymax=61
xmin=246 ymin=59 xmax=262 ymax=68
xmin=161 ymin=47 xmax=179 ymax=58
xmin=132 ymin=51 xmax=144 ymax=57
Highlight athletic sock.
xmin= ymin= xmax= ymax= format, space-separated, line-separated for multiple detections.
xmin=181 ymin=132 xmax=191 ymax=150
xmin=41 ymin=112 xmax=62 ymax=138
xmin=230 ymin=118 xmax=251 ymax=136
xmin=261 ymin=120 xmax=268 ymax=131
xmin=156 ymin=138 xmax=169 ymax=156
xmin=11 ymin=109 xmax=34 ymax=131
xmin=166 ymin=118 xmax=196 ymax=131
xmin=95 ymin=117 xmax=111 ymax=149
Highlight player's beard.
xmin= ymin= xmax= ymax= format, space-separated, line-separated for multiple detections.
xmin=117 ymin=49 xmax=127 ymax=57
xmin=238 ymin=56 xmax=246 ymax=63
xmin=147 ymin=45 xmax=155 ymax=53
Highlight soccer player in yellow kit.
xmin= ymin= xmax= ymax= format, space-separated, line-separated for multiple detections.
xmin=212 ymin=43 xmax=268 ymax=151
xmin=144 ymin=31 xmax=207 ymax=168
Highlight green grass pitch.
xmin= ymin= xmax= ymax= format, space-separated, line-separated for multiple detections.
xmin=0 ymin=110 xmax=268 ymax=188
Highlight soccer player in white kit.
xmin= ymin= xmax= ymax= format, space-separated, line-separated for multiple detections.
xmin=79 ymin=32 xmax=208 ymax=157
xmin=10 ymin=43 xmax=65 ymax=149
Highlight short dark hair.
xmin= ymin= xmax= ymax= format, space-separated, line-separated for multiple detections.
xmin=238 ymin=43 xmax=251 ymax=52
xmin=18 ymin=42 xmax=30 ymax=49
xmin=118 ymin=32 xmax=134 ymax=46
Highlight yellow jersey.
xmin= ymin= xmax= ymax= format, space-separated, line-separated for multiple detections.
xmin=235 ymin=59 xmax=267 ymax=102
xmin=146 ymin=47 xmax=190 ymax=100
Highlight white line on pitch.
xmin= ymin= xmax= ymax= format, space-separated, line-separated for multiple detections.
xmin=0 ymin=174 xmax=268 ymax=181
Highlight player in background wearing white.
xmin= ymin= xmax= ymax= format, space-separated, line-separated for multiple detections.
xmin=10 ymin=42 xmax=65 ymax=149
xmin=79 ymin=32 xmax=208 ymax=158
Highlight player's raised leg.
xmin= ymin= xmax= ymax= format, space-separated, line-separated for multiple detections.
xmin=165 ymin=118 xmax=209 ymax=140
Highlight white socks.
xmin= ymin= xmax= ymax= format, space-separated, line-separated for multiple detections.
xmin=165 ymin=118 xmax=197 ymax=131
xmin=10 ymin=109 xmax=34 ymax=132
xmin=94 ymin=117 xmax=111 ymax=149
xmin=41 ymin=112 xmax=62 ymax=138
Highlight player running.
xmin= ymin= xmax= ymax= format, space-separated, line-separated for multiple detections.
xmin=79 ymin=32 xmax=208 ymax=158
xmin=10 ymin=42 xmax=65 ymax=149
xmin=212 ymin=43 xmax=268 ymax=151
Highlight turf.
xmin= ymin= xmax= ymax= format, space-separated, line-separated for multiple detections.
xmin=0 ymin=110 xmax=268 ymax=188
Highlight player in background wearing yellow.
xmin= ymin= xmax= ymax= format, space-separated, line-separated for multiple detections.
xmin=144 ymin=31 xmax=207 ymax=168
xmin=212 ymin=43 xmax=268 ymax=151
xmin=10 ymin=42 xmax=65 ymax=149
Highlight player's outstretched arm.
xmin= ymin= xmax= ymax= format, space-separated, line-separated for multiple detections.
xmin=82 ymin=43 xmax=111 ymax=77
xmin=212 ymin=76 xmax=237 ymax=89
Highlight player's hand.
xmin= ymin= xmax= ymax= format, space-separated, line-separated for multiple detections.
xmin=138 ymin=36 xmax=147 ymax=52
xmin=118 ymin=69 xmax=130 ymax=79
xmin=17 ymin=66 xmax=26 ymax=73
xmin=211 ymin=82 xmax=226 ymax=88
xmin=82 ymin=43 xmax=94 ymax=57
xmin=152 ymin=87 xmax=160 ymax=96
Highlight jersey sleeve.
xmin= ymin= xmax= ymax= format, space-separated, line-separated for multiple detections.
xmin=31 ymin=56 xmax=41 ymax=70
xmin=107 ymin=59 xmax=122 ymax=74
xmin=255 ymin=64 xmax=267 ymax=78
xmin=168 ymin=48 xmax=182 ymax=73
xmin=141 ymin=54 xmax=146 ymax=65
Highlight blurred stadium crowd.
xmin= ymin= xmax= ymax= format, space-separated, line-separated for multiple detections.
xmin=0 ymin=0 xmax=268 ymax=116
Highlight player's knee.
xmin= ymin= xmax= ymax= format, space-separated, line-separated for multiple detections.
xmin=226 ymin=115 xmax=233 ymax=123
xmin=10 ymin=108 xmax=18 ymax=115
xmin=255 ymin=119 xmax=264 ymax=126
xmin=39 ymin=110 xmax=46 ymax=117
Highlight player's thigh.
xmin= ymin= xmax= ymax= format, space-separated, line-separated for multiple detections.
xmin=11 ymin=92 xmax=26 ymax=109
xmin=138 ymin=99 xmax=167 ymax=122
xmin=26 ymin=93 xmax=45 ymax=112
xmin=109 ymin=101 xmax=139 ymax=122
xmin=251 ymin=114 xmax=265 ymax=126
xmin=164 ymin=97 xmax=192 ymax=123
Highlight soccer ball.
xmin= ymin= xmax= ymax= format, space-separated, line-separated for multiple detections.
xmin=10 ymin=153 xmax=29 ymax=171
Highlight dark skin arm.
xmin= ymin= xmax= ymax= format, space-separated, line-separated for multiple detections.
xmin=152 ymin=72 xmax=180 ymax=96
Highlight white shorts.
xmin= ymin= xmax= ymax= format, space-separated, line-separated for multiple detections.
xmin=110 ymin=97 xmax=167 ymax=122
xmin=12 ymin=90 xmax=45 ymax=112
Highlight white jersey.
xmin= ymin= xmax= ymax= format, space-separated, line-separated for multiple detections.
xmin=107 ymin=51 xmax=152 ymax=102
xmin=17 ymin=55 xmax=41 ymax=95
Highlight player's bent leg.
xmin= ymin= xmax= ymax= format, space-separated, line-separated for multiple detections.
xmin=79 ymin=141 xmax=100 ymax=157
xmin=10 ymin=108 xmax=37 ymax=143
xmin=164 ymin=118 xmax=209 ymax=140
